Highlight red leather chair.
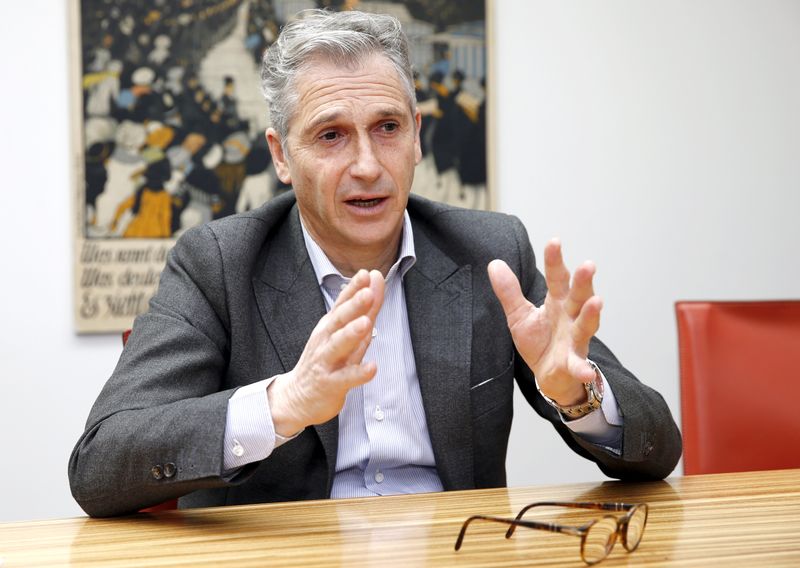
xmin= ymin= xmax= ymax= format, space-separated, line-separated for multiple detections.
xmin=675 ymin=300 xmax=800 ymax=475
xmin=122 ymin=329 xmax=178 ymax=512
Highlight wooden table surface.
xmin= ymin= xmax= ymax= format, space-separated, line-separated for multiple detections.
xmin=2 ymin=469 xmax=799 ymax=567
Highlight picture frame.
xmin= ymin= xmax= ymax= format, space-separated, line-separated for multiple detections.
xmin=70 ymin=0 xmax=491 ymax=332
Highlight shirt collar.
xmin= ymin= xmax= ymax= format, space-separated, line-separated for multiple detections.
xmin=300 ymin=210 xmax=417 ymax=286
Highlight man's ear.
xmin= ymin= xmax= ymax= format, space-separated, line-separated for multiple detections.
xmin=265 ymin=128 xmax=292 ymax=184
xmin=413 ymin=108 xmax=422 ymax=165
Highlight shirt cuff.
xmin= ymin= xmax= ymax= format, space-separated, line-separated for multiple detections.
xmin=222 ymin=377 xmax=280 ymax=473
xmin=561 ymin=362 xmax=623 ymax=454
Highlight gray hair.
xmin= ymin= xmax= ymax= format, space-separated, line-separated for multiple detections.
xmin=260 ymin=9 xmax=416 ymax=141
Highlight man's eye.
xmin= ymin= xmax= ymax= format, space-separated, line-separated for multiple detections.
xmin=381 ymin=122 xmax=399 ymax=133
xmin=320 ymin=131 xmax=339 ymax=141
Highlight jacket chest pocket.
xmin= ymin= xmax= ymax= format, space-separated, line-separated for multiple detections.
xmin=470 ymin=358 xmax=514 ymax=419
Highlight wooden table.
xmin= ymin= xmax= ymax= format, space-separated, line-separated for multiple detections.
xmin=2 ymin=469 xmax=799 ymax=567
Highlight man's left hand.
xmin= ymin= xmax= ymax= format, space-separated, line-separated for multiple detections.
xmin=488 ymin=238 xmax=602 ymax=406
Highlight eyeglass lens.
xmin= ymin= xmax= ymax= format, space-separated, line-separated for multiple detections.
xmin=582 ymin=516 xmax=618 ymax=564
xmin=623 ymin=505 xmax=647 ymax=551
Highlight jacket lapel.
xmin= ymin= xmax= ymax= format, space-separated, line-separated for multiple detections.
xmin=252 ymin=207 xmax=339 ymax=487
xmin=405 ymin=225 xmax=474 ymax=490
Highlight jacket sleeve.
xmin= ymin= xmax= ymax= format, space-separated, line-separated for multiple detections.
xmin=507 ymin=216 xmax=683 ymax=480
xmin=68 ymin=225 xmax=259 ymax=517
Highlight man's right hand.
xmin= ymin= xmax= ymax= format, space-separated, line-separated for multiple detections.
xmin=267 ymin=269 xmax=385 ymax=436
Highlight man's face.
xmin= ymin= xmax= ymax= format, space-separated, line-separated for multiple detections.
xmin=266 ymin=53 xmax=422 ymax=270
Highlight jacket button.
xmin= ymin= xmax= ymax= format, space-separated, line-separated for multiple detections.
xmin=151 ymin=465 xmax=164 ymax=480
xmin=163 ymin=463 xmax=176 ymax=478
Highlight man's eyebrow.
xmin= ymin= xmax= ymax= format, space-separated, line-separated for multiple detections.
xmin=373 ymin=105 xmax=407 ymax=118
xmin=305 ymin=106 xmax=408 ymax=133
xmin=306 ymin=111 xmax=342 ymax=133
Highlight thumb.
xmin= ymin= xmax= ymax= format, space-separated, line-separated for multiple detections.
xmin=487 ymin=259 xmax=530 ymax=321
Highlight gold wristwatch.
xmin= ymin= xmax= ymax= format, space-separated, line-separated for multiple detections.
xmin=539 ymin=360 xmax=604 ymax=420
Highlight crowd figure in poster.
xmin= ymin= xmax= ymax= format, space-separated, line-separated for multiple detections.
xmin=82 ymin=0 xmax=282 ymax=239
xmin=81 ymin=0 xmax=488 ymax=239
xmin=415 ymin=67 xmax=487 ymax=206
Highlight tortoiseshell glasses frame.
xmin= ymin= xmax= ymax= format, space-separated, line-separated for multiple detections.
xmin=454 ymin=501 xmax=649 ymax=565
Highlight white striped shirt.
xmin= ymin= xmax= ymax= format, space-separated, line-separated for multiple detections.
xmin=303 ymin=213 xmax=443 ymax=497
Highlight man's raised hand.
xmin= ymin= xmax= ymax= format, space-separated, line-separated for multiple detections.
xmin=488 ymin=239 xmax=602 ymax=406
xmin=268 ymin=269 xmax=385 ymax=435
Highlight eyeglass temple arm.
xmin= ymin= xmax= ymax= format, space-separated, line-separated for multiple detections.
xmin=506 ymin=502 xmax=633 ymax=538
xmin=455 ymin=514 xmax=583 ymax=551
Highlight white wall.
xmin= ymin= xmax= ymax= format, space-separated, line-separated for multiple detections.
xmin=501 ymin=0 xmax=800 ymax=486
xmin=1 ymin=2 xmax=127 ymax=523
xmin=0 ymin=0 xmax=798 ymax=522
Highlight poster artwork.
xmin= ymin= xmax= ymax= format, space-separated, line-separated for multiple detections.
xmin=73 ymin=0 xmax=489 ymax=333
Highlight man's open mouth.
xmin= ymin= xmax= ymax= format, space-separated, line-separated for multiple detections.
xmin=347 ymin=197 xmax=384 ymax=208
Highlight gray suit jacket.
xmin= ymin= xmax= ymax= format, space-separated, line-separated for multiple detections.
xmin=69 ymin=192 xmax=682 ymax=517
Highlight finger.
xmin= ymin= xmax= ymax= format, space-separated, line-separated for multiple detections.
xmin=365 ymin=270 xmax=385 ymax=324
xmin=346 ymin=336 xmax=373 ymax=367
xmin=571 ymin=295 xmax=603 ymax=350
xmin=333 ymin=269 xmax=371 ymax=308
xmin=565 ymin=261 xmax=596 ymax=319
xmin=328 ymin=360 xmax=378 ymax=391
xmin=543 ymin=238 xmax=570 ymax=300
xmin=324 ymin=314 xmax=374 ymax=366
xmin=346 ymin=318 xmax=380 ymax=366
xmin=344 ymin=271 xmax=385 ymax=365
xmin=488 ymin=259 xmax=533 ymax=327
xmin=324 ymin=286 xmax=375 ymax=334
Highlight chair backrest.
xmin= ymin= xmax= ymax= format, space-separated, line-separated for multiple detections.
xmin=675 ymin=300 xmax=800 ymax=475
xmin=122 ymin=329 xmax=179 ymax=512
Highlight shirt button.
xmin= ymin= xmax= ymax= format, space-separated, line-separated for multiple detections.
xmin=232 ymin=440 xmax=244 ymax=457
xmin=374 ymin=406 xmax=385 ymax=421
xmin=372 ymin=327 xmax=378 ymax=338
xmin=375 ymin=471 xmax=384 ymax=483
xmin=163 ymin=463 xmax=177 ymax=478
xmin=151 ymin=465 xmax=164 ymax=480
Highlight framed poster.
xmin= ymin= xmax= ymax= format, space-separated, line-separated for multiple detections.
xmin=71 ymin=0 xmax=490 ymax=333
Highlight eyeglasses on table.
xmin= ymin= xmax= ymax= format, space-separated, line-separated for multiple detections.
xmin=454 ymin=501 xmax=649 ymax=565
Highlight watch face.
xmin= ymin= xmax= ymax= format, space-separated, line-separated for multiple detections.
xmin=590 ymin=365 xmax=604 ymax=399
xmin=594 ymin=374 xmax=604 ymax=396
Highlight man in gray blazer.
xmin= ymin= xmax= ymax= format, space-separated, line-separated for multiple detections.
xmin=70 ymin=10 xmax=681 ymax=518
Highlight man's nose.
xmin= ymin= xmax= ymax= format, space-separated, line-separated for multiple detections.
xmin=349 ymin=135 xmax=381 ymax=181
